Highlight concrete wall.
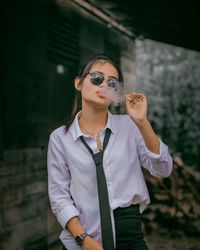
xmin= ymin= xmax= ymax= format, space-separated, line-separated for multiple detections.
xmin=135 ymin=39 xmax=200 ymax=170
xmin=0 ymin=0 xmax=135 ymax=249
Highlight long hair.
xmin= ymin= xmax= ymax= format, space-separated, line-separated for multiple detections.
xmin=65 ymin=54 xmax=123 ymax=132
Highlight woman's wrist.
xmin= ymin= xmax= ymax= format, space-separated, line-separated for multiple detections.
xmin=75 ymin=231 xmax=90 ymax=245
xmin=82 ymin=235 xmax=92 ymax=244
xmin=66 ymin=216 xmax=86 ymax=238
xmin=133 ymin=117 xmax=150 ymax=130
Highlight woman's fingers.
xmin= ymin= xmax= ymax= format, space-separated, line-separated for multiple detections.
xmin=125 ymin=92 xmax=145 ymax=104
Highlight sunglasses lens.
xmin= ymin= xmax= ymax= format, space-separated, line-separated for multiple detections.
xmin=108 ymin=79 xmax=122 ymax=90
xmin=90 ymin=73 xmax=104 ymax=85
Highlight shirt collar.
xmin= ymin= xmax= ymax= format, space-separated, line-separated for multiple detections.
xmin=69 ymin=110 xmax=114 ymax=142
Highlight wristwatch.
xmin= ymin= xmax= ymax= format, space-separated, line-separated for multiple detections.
xmin=75 ymin=231 xmax=89 ymax=245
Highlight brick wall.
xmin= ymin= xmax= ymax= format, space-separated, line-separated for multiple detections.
xmin=0 ymin=148 xmax=49 ymax=250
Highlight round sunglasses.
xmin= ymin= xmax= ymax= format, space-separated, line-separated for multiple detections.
xmin=85 ymin=72 xmax=124 ymax=88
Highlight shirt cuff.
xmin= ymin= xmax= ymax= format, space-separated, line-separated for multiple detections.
xmin=145 ymin=139 xmax=167 ymax=160
xmin=57 ymin=205 xmax=80 ymax=229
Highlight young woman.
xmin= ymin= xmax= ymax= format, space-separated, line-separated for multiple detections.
xmin=47 ymin=55 xmax=173 ymax=250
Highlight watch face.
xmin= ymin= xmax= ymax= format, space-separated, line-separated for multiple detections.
xmin=75 ymin=232 xmax=88 ymax=245
xmin=75 ymin=235 xmax=82 ymax=245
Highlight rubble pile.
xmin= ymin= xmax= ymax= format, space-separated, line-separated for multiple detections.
xmin=143 ymin=157 xmax=200 ymax=237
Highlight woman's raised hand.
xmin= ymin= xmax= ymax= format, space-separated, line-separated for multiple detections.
xmin=125 ymin=92 xmax=148 ymax=126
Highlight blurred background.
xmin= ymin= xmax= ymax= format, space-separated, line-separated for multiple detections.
xmin=0 ymin=0 xmax=200 ymax=249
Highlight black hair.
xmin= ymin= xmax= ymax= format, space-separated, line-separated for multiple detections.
xmin=65 ymin=54 xmax=123 ymax=132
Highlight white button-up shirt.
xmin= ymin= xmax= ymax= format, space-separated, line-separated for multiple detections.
xmin=47 ymin=111 xmax=173 ymax=249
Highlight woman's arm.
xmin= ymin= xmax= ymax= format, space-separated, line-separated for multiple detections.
xmin=47 ymin=134 xmax=80 ymax=227
xmin=125 ymin=92 xmax=160 ymax=153
xmin=48 ymin=132 xmax=103 ymax=250
xmin=67 ymin=217 xmax=103 ymax=250
xmin=125 ymin=92 xmax=173 ymax=177
xmin=135 ymin=118 xmax=160 ymax=154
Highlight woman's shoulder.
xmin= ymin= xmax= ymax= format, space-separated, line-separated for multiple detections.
xmin=49 ymin=125 xmax=67 ymax=140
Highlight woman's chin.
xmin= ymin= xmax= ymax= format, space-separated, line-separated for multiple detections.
xmin=92 ymin=98 xmax=111 ymax=109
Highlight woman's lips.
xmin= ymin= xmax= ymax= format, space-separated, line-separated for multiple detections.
xmin=96 ymin=90 xmax=106 ymax=97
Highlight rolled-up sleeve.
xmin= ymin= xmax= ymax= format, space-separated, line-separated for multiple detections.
xmin=135 ymin=124 xmax=173 ymax=177
xmin=47 ymin=133 xmax=79 ymax=229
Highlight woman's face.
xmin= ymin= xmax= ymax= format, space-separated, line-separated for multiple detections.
xmin=78 ymin=61 xmax=119 ymax=109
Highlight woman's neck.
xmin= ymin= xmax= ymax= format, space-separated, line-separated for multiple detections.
xmin=79 ymin=106 xmax=108 ymax=136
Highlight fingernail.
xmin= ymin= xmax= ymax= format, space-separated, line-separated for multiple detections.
xmin=126 ymin=96 xmax=132 ymax=101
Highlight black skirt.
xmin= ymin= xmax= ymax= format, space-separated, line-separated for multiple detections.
xmin=62 ymin=204 xmax=149 ymax=250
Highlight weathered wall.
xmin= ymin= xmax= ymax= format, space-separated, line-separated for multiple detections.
xmin=0 ymin=0 xmax=135 ymax=249
xmin=135 ymin=39 xmax=200 ymax=170
xmin=0 ymin=0 xmax=51 ymax=249
xmin=0 ymin=149 xmax=48 ymax=250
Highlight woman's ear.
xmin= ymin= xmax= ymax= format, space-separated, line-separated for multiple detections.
xmin=74 ymin=76 xmax=82 ymax=92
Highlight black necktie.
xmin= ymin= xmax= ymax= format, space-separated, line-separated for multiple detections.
xmin=80 ymin=128 xmax=115 ymax=250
